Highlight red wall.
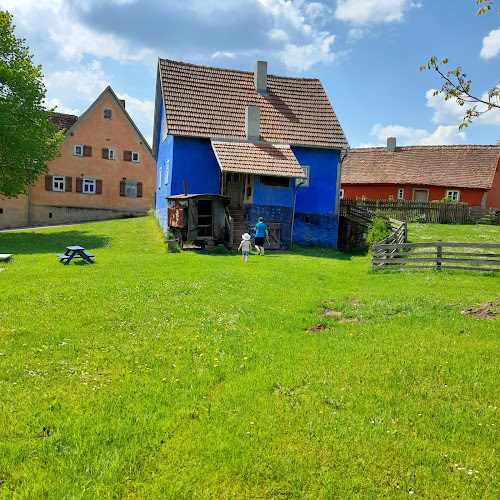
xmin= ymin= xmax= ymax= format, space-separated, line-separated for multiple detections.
xmin=486 ymin=165 xmax=500 ymax=209
xmin=342 ymin=184 xmax=486 ymax=207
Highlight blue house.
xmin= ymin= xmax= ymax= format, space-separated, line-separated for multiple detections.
xmin=152 ymin=59 xmax=349 ymax=247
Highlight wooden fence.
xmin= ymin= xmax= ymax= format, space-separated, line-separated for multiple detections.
xmin=340 ymin=199 xmax=468 ymax=224
xmin=372 ymin=240 xmax=500 ymax=272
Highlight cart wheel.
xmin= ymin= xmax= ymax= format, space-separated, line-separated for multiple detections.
xmin=174 ymin=229 xmax=184 ymax=249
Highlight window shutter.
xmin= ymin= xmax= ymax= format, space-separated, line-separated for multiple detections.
xmin=65 ymin=177 xmax=72 ymax=192
xmin=83 ymin=145 xmax=92 ymax=157
xmin=96 ymin=179 xmax=103 ymax=194
xmin=102 ymin=148 xmax=108 ymax=159
xmin=137 ymin=182 xmax=143 ymax=197
xmin=45 ymin=175 xmax=52 ymax=191
xmin=124 ymin=150 xmax=132 ymax=162
xmin=76 ymin=177 xmax=83 ymax=193
xmin=120 ymin=180 xmax=126 ymax=196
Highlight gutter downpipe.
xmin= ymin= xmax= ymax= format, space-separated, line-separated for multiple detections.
xmin=290 ymin=181 xmax=303 ymax=247
xmin=336 ymin=147 xmax=351 ymax=215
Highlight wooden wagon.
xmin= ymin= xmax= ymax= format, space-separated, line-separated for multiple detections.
xmin=167 ymin=194 xmax=232 ymax=248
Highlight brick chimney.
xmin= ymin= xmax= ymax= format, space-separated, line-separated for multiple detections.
xmin=387 ymin=137 xmax=396 ymax=152
xmin=119 ymin=99 xmax=126 ymax=109
xmin=245 ymin=106 xmax=260 ymax=141
xmin=254 ymin=61 xmax=267 ymax=96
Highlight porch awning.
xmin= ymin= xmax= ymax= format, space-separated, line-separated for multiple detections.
xmin=211 ymin=140 xmax=306 ymax=178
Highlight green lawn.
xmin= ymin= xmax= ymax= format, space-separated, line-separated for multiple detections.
xmin=0 ymin=218 xmax=499 ymax=499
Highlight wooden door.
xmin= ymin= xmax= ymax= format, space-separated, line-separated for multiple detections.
xmin=225 ymin=173 xmax=242 ymax=206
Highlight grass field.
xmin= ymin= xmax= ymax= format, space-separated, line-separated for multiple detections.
xmin=0 ymin=217 xmax=499 ymax=499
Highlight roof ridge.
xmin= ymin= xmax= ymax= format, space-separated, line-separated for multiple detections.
xmin=159 ymin=58 xmax=321 ymax=82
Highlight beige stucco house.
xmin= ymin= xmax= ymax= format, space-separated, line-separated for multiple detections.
xmin=0 ymin=87 xmax=156 ymax=229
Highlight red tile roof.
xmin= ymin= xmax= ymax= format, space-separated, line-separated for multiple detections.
xmin=159 ymin=59 xmax=348 ymax=149
xmin=342 ymin=145 xmax=500 ymax=189
xmin=212 ymin=141 xmax=306 ymax=178
xmin=51 ymin=112 xmax=78 ymax=133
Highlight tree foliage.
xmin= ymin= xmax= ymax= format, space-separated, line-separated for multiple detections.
xmin=0 ymin=10 xmax=64 ymax=198
xmin=420 ymin=1 xmax=500 ymax=130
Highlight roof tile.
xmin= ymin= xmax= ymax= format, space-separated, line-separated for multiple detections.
xmin=159 ymin=59 xmax=349 ymax=149
xmin=342 ymin=145 xmax=500 ymax=189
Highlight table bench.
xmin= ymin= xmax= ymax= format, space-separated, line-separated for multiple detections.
xmin=57 ymin=246 xmax=95 ymax=265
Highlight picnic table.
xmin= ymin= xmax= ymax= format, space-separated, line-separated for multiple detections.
xmin=57 ymin=246 xmax=94 ymax=265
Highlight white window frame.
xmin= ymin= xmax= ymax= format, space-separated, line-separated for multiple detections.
xmin=131 ymin=151 xmax=141 ymax=163
xmin=165 ymin=160 xmax=169 ymax=185
xmin=73 ymin=144 xmax=83 ymax=157
xmin=162 ymin=117 xmax=168 ymax=143
xmin=52 ymin=176 xmax=66 ymax=192
xmin=295 ymin=165 xmax=310 ymax=187
xmin=103 ymin=108 xmax=113 ymax=120
xmin=83 ymin=178 xmax=96 ymax=195
xmin=339 ymin=188 xmax=344 ymax=200
xmin=107 ymin=148 xmax=116 ymax=161
xmin=445 ymin=189 xmax=460 ymax=201
xmin=158 ymin=167 xmax=162 ymax=189
xmin=125 ymin=180 xmax=138 ymax=198
xmin=397 ymin=188 xmax=404 ymax=200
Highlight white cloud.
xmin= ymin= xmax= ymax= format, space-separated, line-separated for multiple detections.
xmin=419 ymin=125 xmax=467 ymax=145
xmin=358 ymin=142 xmax=383 ymax=148
xmin=211 ymin=51 xmax=236 ymax=60
xmin=426 ymin=87 xmax=500 ymax=126
xmin=282 ymin=33 xmax=336 ymax=70
xmin=269 ymin=28 xmax=289 ymax=42
xmin=44 ymin=98 xmax=80 ymax=116
xmin=370 ymin=123 xmax=466 ymax=145
xmin=480 ymin=27 xmax=500 ymax=59
xmin=258 ymin=0 xmax=338 ymax=70
xmin=335 ymin=0 xmax=412 ymax=25
xmin=1 ymin=0 xmax=154 ymax=64
xmin=43 ymin=60 xmax=111 ymax=104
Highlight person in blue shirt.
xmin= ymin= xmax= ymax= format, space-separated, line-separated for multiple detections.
xmin=254 ymin=217 xmax=268 ymax=255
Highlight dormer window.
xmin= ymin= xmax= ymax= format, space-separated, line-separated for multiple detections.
xmin=103 ymin=109 xmax=112 ymax=120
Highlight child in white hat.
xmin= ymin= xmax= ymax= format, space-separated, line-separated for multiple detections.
xmin=237 ymin=233 xmax=253 ymax=262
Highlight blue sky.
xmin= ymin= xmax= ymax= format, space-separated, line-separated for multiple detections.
xmin=2 ymin=0 xmax=499 ymax=149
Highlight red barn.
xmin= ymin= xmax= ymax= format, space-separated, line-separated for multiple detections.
xmin=341 ymin=139 xmax=500 ymax=209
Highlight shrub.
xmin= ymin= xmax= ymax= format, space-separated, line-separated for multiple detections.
xmin=364 ymin=213 xmax=391 ymax=248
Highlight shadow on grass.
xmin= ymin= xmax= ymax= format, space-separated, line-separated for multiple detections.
xmin=0 ymin=230 xmax=110 ymax=255
xmin=198 ymin=246 xmax=358 ymax=261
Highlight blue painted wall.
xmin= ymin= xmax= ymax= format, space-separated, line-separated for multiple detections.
xmin=155 ymin=100 xmax=221 ymax=233
xmin=292 ymin=146 xmax=340 ymax=213
xmin=252 ymin=175 xmax=294 ymax=207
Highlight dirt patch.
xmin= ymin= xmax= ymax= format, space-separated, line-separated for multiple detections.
xmin=338 ymin=317 xmax=360 ymax=324
xmin=461 ymin=308 xmax=499 ymax=320
xmin=350 ymin=298 xmax=362 ymax=306
xmin=307 ymin=324 xmax=327 ymax=332
xmin=322 ymin=308 xmax=343 ymax=318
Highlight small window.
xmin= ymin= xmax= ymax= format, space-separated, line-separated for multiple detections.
xmin=103 ymin=109 xmax=112 ymax=120
xmin=0 ymin=208 xmax=4 ymax=214
xmin=131 ymin=151 xmax=140 ymax=163
xmin=159 ymin=167 xmax=162 ymax=189
xmin=260 ymin=176 xmax=289 ymax=188
xmin=445 ymin=190 xmax=460 ymax=201
xmin=73 ymin=144 xmax=83 ymax=156
xmin=107 ymin=148 xmax=116 ymax=160
xmin=83 ymin=178 xmax=96 ymax=194
xmin=125 ymin=181 xmax=137 ymax=198
xmin=305 ymin=216 xmax=310 ymax=224
xmin=339 ymin=189 xmax=344 ymax=200
xmin=52 ymin=176 xmax=65 ymax=192
xmin=165 ymin=160 xmax=169 ymax=185
xmin=397 ymin=188 xmax=404 ymax=200
xmin=296 ymin=166 xmax=309 ymax=187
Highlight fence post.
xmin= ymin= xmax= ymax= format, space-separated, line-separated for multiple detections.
xmin=436 ymin=239 xmax=442 ymax=271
